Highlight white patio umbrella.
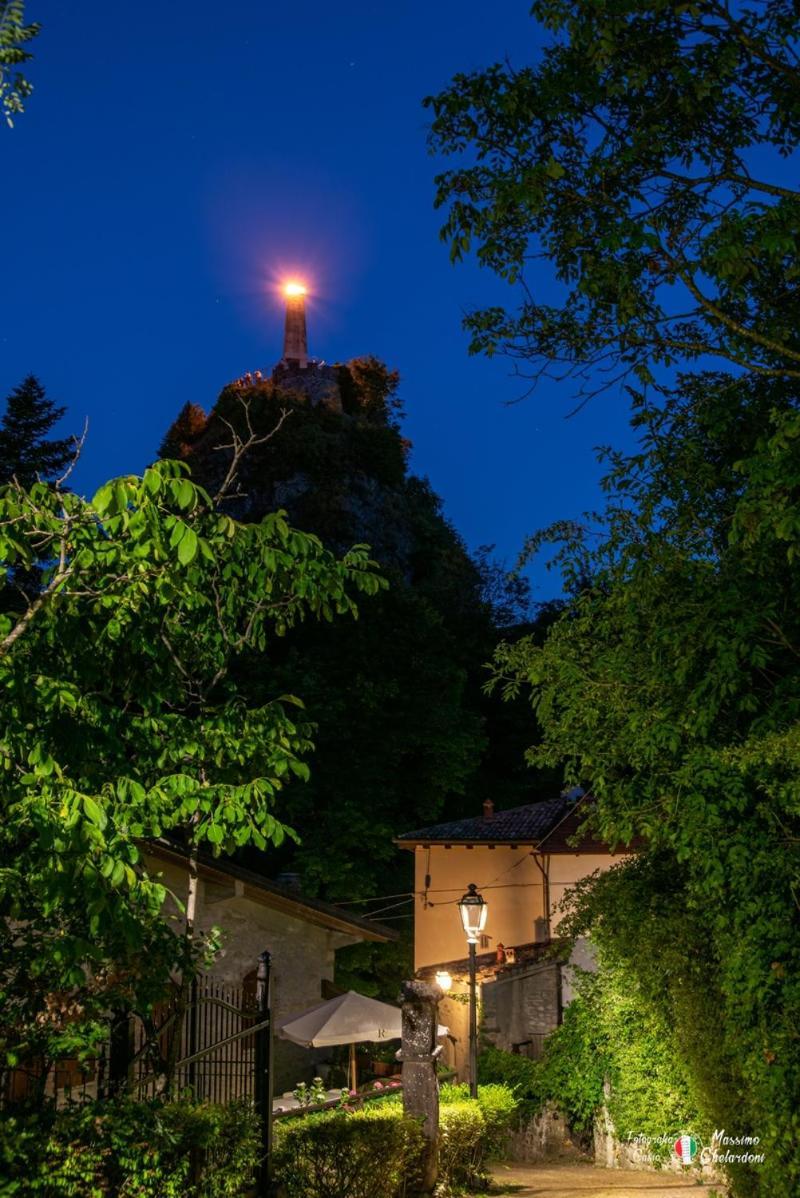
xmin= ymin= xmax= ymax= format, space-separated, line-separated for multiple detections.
xmin=277 ymin=990 xmax=448 ymax=1090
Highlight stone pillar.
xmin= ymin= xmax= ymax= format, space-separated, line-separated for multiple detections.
xmin=399 ymin=980 xmax=443 ymax=1195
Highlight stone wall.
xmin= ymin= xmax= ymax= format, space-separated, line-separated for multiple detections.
xmin=482 ymin=960 xmax=562 ymax=1053
xmin=144 ymin=853 xmax=358 ymax=1094
xmin=505 ymin=1105 xmax=581 ymax=1164
xmin=271 ymin=361 xmax=342 ymax=411
xmin=593 ymin=1102 xmax=724 ymax=1184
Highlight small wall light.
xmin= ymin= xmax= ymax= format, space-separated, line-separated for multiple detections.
xmin=435 ymin=970 xmax=453 ymax=992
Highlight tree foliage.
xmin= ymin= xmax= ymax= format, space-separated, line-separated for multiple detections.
xmin=431 ymin=8 xmax=800 ymax=1190
xmin=0 ymin=1 xmax=39 ymax=127
xmin=0 ymin=428 xmax=383 ymax=1079
xmin=0 ymin=375 xmax=74 ymax=488
xmin=427 ymin=0 xmax=800 ymax=398
xmin=491 ymin=370 xmax=800 ymax=1195
xmin=162 ymin=360 xmax=543 ymax=939
xmin=480 ymin=927 xmax=703 ymax=1155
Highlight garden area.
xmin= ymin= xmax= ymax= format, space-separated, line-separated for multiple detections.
xmin=0 ymin=1081 xmax=519 ymax=1197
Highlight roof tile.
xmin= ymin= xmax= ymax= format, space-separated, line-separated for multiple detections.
xmin=396 ymin=795 xmax=576 ymax=846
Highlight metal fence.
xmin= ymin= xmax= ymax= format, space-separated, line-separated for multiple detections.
xmin=2 ymin=951 xmax=274 ymax=1193
xmin=128 ymin=973 xmax=264 ymax=1103
xmin=3 ymin=956 xmax=270 ymax=1104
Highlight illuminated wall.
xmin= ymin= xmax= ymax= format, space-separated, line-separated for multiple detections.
xmin=410 ymin=844 xmax=625 ymax=970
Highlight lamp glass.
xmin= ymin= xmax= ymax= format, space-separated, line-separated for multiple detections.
xmin=458 ymin=884 xmax=488 ymax=944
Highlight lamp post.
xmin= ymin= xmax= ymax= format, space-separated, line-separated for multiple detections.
xmin=458 ymin=883 xmax=487 ymax=1098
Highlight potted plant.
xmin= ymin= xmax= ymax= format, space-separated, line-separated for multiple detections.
xmin=370 ymin=1040 xmax=400 ymax=1077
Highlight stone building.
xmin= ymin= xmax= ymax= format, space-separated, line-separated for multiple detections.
xmin=395 ymin=792 xmax=630 ymax=1081
xmin=145 ymin=841 xmax=394 ymax=1092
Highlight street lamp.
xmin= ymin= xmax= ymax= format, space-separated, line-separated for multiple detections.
xmin=458 ymin=883 xmax=487 ymax=1097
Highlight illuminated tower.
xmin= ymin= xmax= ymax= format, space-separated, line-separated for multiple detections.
xmin=282 ymin=282 xmax=309 ymax=369
xmin=272 ymin=279 xmax=342 ymax=412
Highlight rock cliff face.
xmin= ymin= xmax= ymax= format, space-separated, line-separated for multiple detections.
xmin=160 ymin=356 xmax=437 ymax=579
xmin=158 ymin=357 xmax=535 ymax=969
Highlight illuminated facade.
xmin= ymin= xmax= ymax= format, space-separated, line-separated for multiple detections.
xmin=395 ymin=794 xmax=631 ymax=1080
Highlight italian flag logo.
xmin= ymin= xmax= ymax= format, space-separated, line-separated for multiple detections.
xmin=674 ymin=1134 xmax=697 ymax=1163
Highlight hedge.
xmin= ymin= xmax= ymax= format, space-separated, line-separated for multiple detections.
xmin=1 ymin=1084 xmax=519 ymax=1198
xmin=272 ymin=1085 xmax=520 ymax=1198
xmin=272 ymin=1104 xmax=425 ymax=1198
xmin=0 ymin=1097 xmax=260 ymax=1198
xmin=439 ymin=1083 xmax=519 ymax=1158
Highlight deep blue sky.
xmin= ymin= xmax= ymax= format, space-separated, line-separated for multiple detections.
xmin=1 ymin=1 xmax=636 ymax=601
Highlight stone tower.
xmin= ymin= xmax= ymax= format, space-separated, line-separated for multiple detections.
xmin=272 ymin=283 xmax=342 ymax=411
xmin=282 ymin=283 xmax=309 ymax=369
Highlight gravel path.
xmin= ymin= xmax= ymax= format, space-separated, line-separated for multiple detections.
xmin=485 ymin=1162 xmax=723 ymax=1197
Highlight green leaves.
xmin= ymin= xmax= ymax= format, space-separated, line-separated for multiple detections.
xmin=0 ymin=454 xmax=383 ymax=1071
xmin=82 ymin=794 xmax=106 ymax=830
xmin=492 ymin=364 xmax=800 ymax=1192
xmin=427 ymin=0 xmax=800 ymax=394
xmin=0 ymin=1 xmax=40 ymax=126
xmin=176 ymin=524 xmax=198 ymax=565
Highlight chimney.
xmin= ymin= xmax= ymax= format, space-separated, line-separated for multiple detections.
xmin=482 ymin=798 xmax=494 ymax=820
xmin=282 ymin=283 xmax=309 ymax=368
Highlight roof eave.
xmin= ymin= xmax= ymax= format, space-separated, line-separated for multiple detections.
xmin=394 ymin=837 xmax=537 ymax=849
xmin=145 ymin=841 xmax=397 ymax=943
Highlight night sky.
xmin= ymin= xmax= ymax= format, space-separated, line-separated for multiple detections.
xmin=1 ymin=1 xmax=636 ymax=601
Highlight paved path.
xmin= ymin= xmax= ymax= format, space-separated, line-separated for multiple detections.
xmin=486 ymin=1163 xmax=723 ymax=1197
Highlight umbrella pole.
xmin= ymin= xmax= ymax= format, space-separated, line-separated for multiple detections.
xmin=349 ymin=1042 xmax=357 ymax=1093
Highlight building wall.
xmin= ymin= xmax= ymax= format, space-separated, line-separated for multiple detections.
xmin=548 ymin=853 xmax=622 ymax=933
xmin=482 ymin=961 xmax=562 ymax=1052
xmin=412 ymin=845 xmax=546 ymax=970
xmin=411 ymin=845 xmax=624 ymax=971
xmin=143 ymin=853 xmax=357 ymax=1094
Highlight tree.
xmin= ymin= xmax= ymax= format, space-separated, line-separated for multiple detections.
xmin=426 ymin=0 xmax=800 ymax=399
xmin=161 ymin=361 xmax=542 ymax=936
xmin=0 ymin=1 xmax=39 ymax=127
xmin=0 ymin=420 xmax=383 ymax=1086
xmin=430 ymin=5 xmax=800 ymax=1190
xmin=491 ymin=370 xmax=800 ymax=1196
xmin=0 ymin=375 xmax=74 ymax=487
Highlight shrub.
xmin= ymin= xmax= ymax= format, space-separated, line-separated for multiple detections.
xmin=272 ymin=1104 xmax=425 ymax=1198
xmin=437 ymin=1101 xmax=487 ymax=1192
xmin=272 ymin=1089 xmax=516 ymax=1198
xmin=476 ymin=1048 xmax=544 ymax=1119
xmin=0 ymin=1096 xmax=260 ymax=1197
xmin=478 ymin=962 xmax=704 ymax=1153
xmin=439 ymin=1083 xmax=519 ymax=1156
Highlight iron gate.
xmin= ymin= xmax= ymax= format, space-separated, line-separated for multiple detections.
xmin=3 ymin=950 xmax=274 ymax=1195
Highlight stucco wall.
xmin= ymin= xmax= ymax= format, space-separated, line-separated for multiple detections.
xmin=548 ymin=853 xmax=621 ymax=932
xmin=411 ymin=845 xmax=623 ymax=970
xmin=412 ymin=846 xmax=546 ymax=970
xmin=143 ymin=853 xmax=356 ymax=1093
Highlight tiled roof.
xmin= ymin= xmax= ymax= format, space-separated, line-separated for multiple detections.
xmin=396 ymin=795 xmax=582 ymax=847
